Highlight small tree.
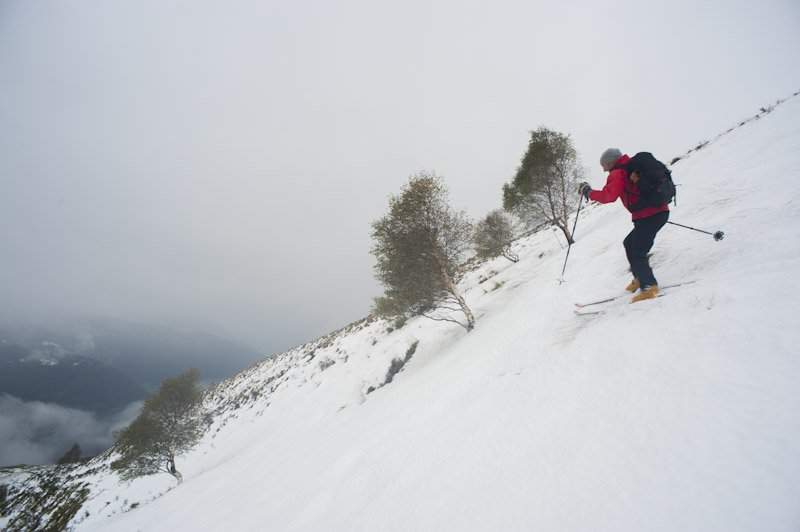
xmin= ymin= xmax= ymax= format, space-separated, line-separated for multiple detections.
xmin=111 ymin=368 xmax=204 ymax=484
xmin=474 ymin=209 xmax=519 ymax=262
xmin=503 ymin=126 xmax=586 ymax=244
xmin=371 ymin=171 xmax=475 ymax=331
xmin=56 ymin=443 xmax=82 ymax=465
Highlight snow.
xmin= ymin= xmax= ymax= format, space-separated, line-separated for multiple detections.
xmin=14 ymin=95 xmax=800 ymax=531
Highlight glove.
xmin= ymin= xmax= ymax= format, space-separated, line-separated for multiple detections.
xmin=578 ymin=182 xmax=592 ymax=200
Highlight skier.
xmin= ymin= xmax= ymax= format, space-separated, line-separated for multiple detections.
xmin=577 ymin=148 xmax=670 ymax=302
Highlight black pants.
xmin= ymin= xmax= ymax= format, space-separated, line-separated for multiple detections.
xmin=623 ymin=210 xmax=669 ymax=287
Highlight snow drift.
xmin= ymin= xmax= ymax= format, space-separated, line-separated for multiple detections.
xmin=3 ymin=93 xmax=800 ymax=532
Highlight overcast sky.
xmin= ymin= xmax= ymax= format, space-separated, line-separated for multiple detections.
xmin=1 ymin=0 xmax=798 ymax=354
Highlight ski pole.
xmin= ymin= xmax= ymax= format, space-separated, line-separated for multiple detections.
xmin=667 ymin=221 xmax=724 ymax=241
xmin=558 ymin=195 xmax=583 ymax=284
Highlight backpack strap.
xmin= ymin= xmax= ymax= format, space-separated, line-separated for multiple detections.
xmin=611 ymin=163 xmax=636 ymax=179
xmin=609 ymin=163 xmax=640 ymax=207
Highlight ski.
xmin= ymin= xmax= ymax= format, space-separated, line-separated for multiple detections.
xmin=574 ymin=294 xmax=622 ymax=309
xmin=574 ymin=280 xmax=696 ymax=313
xmin=574 ymin=308 xmax=606 ymax=316
xmin=574 ymin=291 xmax=676 ymax=315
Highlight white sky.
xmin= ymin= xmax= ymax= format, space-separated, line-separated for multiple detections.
xmin=1 ymin=0 xmax=798 ymax=353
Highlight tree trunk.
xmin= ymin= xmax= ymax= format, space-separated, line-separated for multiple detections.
xmin=547 ymin=191 xmax=574 ymax=245
xmin=169 ymin=436 xmax=183 ymax=484
xmin=502 ymin=248 xmax=519 ymax=263
xmin=444 ymin=276 xmax=475 ymax=331
xmin=558 ymin=223 xmax=574 ymax=245
xmin=428 ymin=233 xmax=475 ymax=332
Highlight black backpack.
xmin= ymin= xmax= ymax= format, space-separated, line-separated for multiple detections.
xmin=612 ymin=152 xmax=675 ymax=212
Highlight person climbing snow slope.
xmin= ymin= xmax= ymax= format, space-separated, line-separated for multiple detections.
xmin=577 ymin=148 xmax=671 ymax=302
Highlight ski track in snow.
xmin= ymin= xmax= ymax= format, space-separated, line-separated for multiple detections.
xmin=3 ymin=95 xmax=800 ymax=532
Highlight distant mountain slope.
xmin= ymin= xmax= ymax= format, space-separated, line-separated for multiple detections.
xmin=0 ymin=318 xmax=265 ymax=392
xmin=0 ymin=345 xmax=145 ymax=415
xmin=77 ymin=319 xmax=265 ymax=390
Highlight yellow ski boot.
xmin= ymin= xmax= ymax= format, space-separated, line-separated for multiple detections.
xmin=625 ymin=278 xmax=640 ymax=292
xmin=631 ymin=284 xmax=659 ymax=303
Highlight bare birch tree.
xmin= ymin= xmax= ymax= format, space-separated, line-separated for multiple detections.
xmin=502 ymin=127 xmax=586 ymax=244
xmin=111 ymin=368 xmax=205 ymax=484
xmin=474 ymin=209 xmax=519 ymax=262
xmin=371 ymin=171 xmax=475 ymax=332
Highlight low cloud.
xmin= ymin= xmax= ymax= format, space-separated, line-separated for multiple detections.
xmin=75 ymin=333 xmax=96 ymax=352
xmin=0 ymin=394 xmax=141 ymax=467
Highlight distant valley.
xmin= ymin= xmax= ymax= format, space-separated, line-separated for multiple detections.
xmin=0 ymin=318 xmax=266 ymax=466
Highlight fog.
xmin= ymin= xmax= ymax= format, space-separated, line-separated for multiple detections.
xmin=1 ymin=0 xmax=798 ymax=354
xmin=0 ymin=394 xmax=141 ymax=466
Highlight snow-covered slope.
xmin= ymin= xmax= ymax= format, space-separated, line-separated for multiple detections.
xmin=5 ymin=94 xmax=800 ymax=532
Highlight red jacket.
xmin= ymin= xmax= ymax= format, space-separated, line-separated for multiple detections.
xmin=588 ymin=154 xmax=670 ymax=220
